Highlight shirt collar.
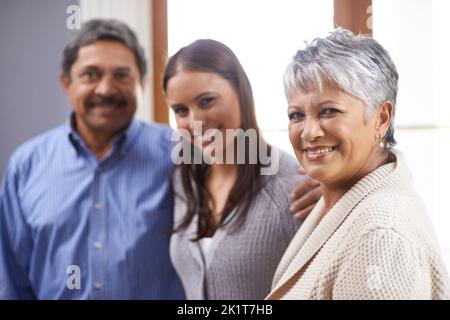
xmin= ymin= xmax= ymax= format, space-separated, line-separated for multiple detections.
xmin=65 ymin=112 xmax=142 ymax=156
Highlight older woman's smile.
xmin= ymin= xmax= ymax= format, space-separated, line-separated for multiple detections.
xmin=303 ymin=146 xmax=338 ymax=160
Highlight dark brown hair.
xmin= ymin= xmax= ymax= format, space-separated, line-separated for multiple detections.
xmin=163 ymin=39 xmax=271 ymax=240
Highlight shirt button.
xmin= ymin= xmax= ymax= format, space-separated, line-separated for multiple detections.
xmin=94 ymin=203 xmax=102 ymax=209
xmin=94 ymin=241 xmax=103 ymax=249
xmin=94 ymin=282 xmax=102 ymax=289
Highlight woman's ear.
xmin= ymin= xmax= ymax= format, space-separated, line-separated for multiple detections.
xmin=376 ymin=101 xmax=394 ymax=137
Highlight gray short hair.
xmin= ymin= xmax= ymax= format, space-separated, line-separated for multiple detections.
xmin=284 ymin=28 xmax=398 ymax=148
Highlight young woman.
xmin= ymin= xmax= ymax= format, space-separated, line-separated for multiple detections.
xmin=164 ymin=39 xmax=319 ymax=299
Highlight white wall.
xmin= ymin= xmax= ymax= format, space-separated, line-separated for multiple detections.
xmin=373 ymin=0 xmax=450 ymax=270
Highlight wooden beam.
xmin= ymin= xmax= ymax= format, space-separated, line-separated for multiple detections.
xmin=151 ymin=0 xmax=169 ymax=124
xmin=334 ymin=0 xmax=372 ymax=36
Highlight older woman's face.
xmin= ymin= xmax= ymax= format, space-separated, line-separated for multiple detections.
xmin=288 ymin=87 xmax=380 ymax=187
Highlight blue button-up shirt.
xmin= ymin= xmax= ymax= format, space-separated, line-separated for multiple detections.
xmin=0 ymin=116 xmax=185 ymax=299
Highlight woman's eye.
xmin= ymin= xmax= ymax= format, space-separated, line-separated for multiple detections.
xmin=288 ymin=112 xmax=305 ymax=121
xmin=198 ymin=97 xmax=215 ymax=107
xmin=321 ymin=108 xmax=340 ymax=116
xmin=173 ymin=106 xmax=189 ymax=116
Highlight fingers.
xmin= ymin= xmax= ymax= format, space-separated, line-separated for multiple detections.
xmin=293 ymin=203 xmax=316 ymax=220
xmin=290 ymin=186 xmax=322 ymax=217
xmin=297 ymin=166 xmax=306 ymax=174
xmin=290 ymin=176 xmax=320 ymax=200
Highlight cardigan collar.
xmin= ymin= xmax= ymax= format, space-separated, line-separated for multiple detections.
xmin=270 ymin=151 xmax=405 ymax=295
xmin=184 ymin=207 xmax=237 ymax=299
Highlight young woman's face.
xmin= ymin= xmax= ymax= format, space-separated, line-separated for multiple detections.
xmin=166 ymin=70 xmax=242 ymax=161
xmin=287 ymin=87 xmax=380 ymax=188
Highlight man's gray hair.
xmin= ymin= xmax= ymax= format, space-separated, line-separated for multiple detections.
xmin=62 ymin=19 xmax=147 ymax=81
xmin=283 ymin=28 xmax=398 ymax=148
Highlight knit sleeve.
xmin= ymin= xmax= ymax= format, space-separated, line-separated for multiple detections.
xmin=332 ymin=227 xmax=438 ymax=299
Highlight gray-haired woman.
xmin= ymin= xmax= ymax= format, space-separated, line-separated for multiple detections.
xmin=267 ymin=29 xmax=450 ymax=300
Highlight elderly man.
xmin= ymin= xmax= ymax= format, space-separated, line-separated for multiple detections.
xmin=0 ymin=19 xmax=185 ymax=299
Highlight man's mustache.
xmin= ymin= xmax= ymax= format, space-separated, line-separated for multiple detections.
xmin=85 ymin=96 xmax=128 ymax=109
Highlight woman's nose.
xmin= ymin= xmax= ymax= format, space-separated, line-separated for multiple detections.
xmin=300 ymin=117 xmax=324 ymax=141
xmin=187 ymin=110 xmax=207 ymax=132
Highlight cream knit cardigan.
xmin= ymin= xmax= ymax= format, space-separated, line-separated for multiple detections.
xmin=267 ymin=151 xmax=450 ymax=300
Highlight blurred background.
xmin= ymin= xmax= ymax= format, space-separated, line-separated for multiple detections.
xmin=1 ymin=0 xmax=449 ymax=270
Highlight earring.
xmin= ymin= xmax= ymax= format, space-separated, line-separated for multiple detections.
xmin=378 ymin=135 xmax=385 ymax=149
